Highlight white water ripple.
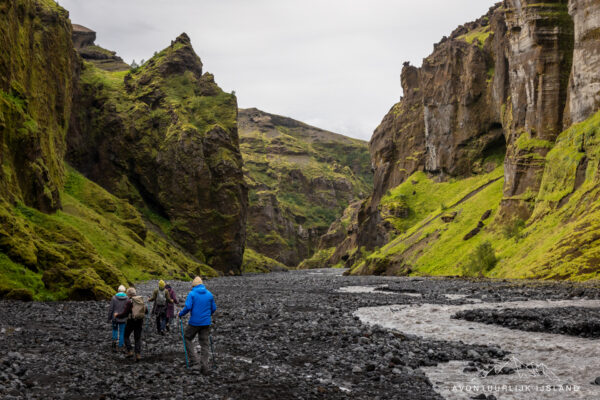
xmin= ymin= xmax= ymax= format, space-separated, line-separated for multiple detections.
xmin=356 ymin=300 xmax=600 ymax=399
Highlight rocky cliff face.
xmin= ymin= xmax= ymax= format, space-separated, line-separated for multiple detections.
xmin=500 ymin=0 xmax=574 ymax=219
xmin=0 ymin=0 xmax=75 ymax=213
xmin=71 ymin=24 xmax=129 ymax=72
xmin=68 ymin=34 xmax=248 ymax=275
xmin=0 ymin=1 xmax=220 ymax=300
xmin=339 ymin=0 xmax=600 ymax=279
xmin=239 ymin=108 xmax=371 ymax=267
xmin=565 ymin=0 xmax=600 ymax=126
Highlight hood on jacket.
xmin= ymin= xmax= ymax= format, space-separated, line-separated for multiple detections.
xmin=193 ymin=284 xmax=207 ymax=294
xmin=116 ymin=292 xmax=128 ymax=299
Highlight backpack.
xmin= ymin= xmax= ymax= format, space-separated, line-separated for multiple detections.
xmin=131 ymin=296 xmax=146 ymax=320
xmin=156 ymin=289 xmax=167 ymax=306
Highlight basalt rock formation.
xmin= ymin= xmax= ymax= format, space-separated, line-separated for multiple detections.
xmin=0 ymin=0 xmax=247 ymax=300
xmin=336 ymin=0 xmax=600 ymax=279
xmin=239 ymin=108 xmax=371 ymax=267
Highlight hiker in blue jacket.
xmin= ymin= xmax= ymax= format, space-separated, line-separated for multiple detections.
xmin=179 ymin=276 xmax=216 ymax=374
xmin=107 ymin=285 xmax=128 ymax=351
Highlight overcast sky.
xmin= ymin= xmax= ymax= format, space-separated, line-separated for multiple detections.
xmin=60 ymin=0 xmax=497 ymax=141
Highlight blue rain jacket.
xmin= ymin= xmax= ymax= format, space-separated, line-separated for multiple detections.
xmin=178 ymin=284 xmax=216 ymax=326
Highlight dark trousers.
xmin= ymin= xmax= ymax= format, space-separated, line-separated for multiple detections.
xmin=124 ymin=318 xmax=143 ymax=354
xmin=184 ymin=325 xmax=210 ymax=369
xmin=155 ymin=305 xmax=167 ymax=333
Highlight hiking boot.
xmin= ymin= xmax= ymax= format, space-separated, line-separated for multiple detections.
xmin=126 ymin=350 xmax=134 ymax=358
xmin=201 ymin=366 xmax=210 ymax=376
xmin=135 ymin=354 xmax=141 ymax=362
xmin=111 ymin=341 xmax=117 ymax=351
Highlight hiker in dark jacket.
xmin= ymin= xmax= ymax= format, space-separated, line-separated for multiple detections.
xmin=165 ymin=284 xmax=179 ymax=331
xmin=115 ymin=287 xmax=147 ymax=362
xmin=107 ymin=285 xmax=128 ymax=351
xmin=148 ymin=280 xmax=172 ymax=335
xmin=179 ymin=276 xmax=216 ymax=374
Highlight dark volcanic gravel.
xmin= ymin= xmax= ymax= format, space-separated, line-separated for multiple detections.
xmin=1 ymin=269 xmax=599 ymax=399
xmin=453 ymin=306 xmax=600 ymax=338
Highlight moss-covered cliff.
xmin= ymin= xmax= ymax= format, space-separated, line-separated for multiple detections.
xmin=335 ymin=0 xmax=600 ymax=280
xmin=68 ymin=34 xmax=248 ymax=275
xmin=239 ymin=108 xmax=371 ymax=267
xmin=0 ymin=0 xmax=246 ymax=299
xmin=0 ymin=0 xmax=75 ymax=213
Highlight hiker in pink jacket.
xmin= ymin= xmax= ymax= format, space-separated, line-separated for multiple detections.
xmin=165 ymin=283 xmax=179 ymax=331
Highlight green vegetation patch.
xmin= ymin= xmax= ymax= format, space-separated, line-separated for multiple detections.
xmin=242 ymin=248 xmax=288 ymax=274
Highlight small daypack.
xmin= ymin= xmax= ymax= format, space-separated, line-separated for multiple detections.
xmin=156 ymin=289 xmax=167 ymax=306
xmin=131 ymin=296 xmax=146 ymax=320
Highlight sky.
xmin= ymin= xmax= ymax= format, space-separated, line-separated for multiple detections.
xmin=60 ymin=0 xmax=497 ymax=141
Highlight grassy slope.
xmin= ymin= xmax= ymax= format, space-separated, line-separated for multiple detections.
xmin=351 ymin=111 xmax=600 ymax=281
xmin=242 ymin=129 xmax=371 ymax=230
xmin=0 ymin=166 xmax=216 ymax=300
xmin=241 ymin=248 xmax=287 ymax=274
xmin=241 ymin=110 xmax=372 ymax=266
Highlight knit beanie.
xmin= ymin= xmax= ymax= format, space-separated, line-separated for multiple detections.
xmin=158 ymin=280 xmax=166 ymax=289
xmin=117 ymin=285 xmax=126 ymax=293
xmin=192 ymin=276 xmax=203 ymax=286
xmin=126 ymin=287 xmax=137 ymax=297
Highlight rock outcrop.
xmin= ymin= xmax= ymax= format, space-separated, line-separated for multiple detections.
xmin=68 ymin=33 xmax=248 ymax=275
xmin=239 ymin=108 xmax=371 ymax=267
xmin=71 ymin=24 xmax=130 ymax=72
xmin=500 ymin=0 xmax=574 ymax=219
xmin=0 ymin=0 xmax=76 ymax=213
xmin=338 ymin=0 xmax=600 ymax=280
xmin=565 ymin=0 xmax=600 ymax=126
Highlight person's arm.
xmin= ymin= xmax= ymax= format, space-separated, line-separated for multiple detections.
xmin=179 ymin=293 xmax=192 ymax=317
xmin=148 ymin=289 xmax=157 ymax=302
xmin=108 ymin=298 xmax=115 ymax=322
xmin=166 ymin=290 xmax=173 ymax=303
xmin=172 ymin=291 xmax=179 ymax=305
xmin=211 ymin=297 xmax=216 ymax=315
xmin=115 ymin=300 xmax=132 ymax=319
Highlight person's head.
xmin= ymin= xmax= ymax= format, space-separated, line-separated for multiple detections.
xmin=126 ymin=287 xmax=136 ymax=297
xmin=192 ymin=276 xmax=203 ymax=286
xmin=158 ymin=280 xmax=165 ymax=289
xmin=165 ymin=284 xmax=171 ymax=290
xmin=117 ymin=285 xmax=126 ymax=293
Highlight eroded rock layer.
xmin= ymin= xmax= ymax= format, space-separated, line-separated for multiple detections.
xmin=327 ymin=0 xmax=600 ymax=279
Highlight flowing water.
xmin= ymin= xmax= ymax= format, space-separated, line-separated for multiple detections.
xmin=355 ymin=298 xmax=600 ymax=399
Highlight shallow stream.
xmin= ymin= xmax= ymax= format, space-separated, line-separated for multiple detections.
xmin=355 ymin=295 xmax=600 ymax=399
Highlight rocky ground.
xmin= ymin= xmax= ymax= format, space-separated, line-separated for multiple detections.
xmin=453 ymin=306 xmax=600 ymax=339
xmin=1 ymin=270 xmax=599 ymax=400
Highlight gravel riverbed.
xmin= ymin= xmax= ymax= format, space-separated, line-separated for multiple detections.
xmin=1 ymin=269 xmax=599 ymax=399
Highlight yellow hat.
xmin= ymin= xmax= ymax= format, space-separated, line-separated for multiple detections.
xmin=192 ymin=276 xmax=203 ymax=286
xmin=158 ymin=280 xmax=165 ymax=289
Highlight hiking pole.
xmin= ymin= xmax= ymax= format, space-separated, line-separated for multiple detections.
xmin=179 ymin=318 xmax=189 ymax=369
xmin=209 ymin=334 xmax=216 ymax=369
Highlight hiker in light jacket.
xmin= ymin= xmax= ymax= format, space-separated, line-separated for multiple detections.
xmin=148 ymin=280 xmax=172 ymax=335
xmin=179 ymin=277 xmax=216 ymax=374
xmin=115 ymin=287 xmax=147 ymax=362
xmin=165 ymin=284 xmax=179 ymax=331
xmin=107 ymin=285 xmax=128 ymax=351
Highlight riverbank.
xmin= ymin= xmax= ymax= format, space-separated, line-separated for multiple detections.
xmin=1 ymin=270 xmax=599 ymax=399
